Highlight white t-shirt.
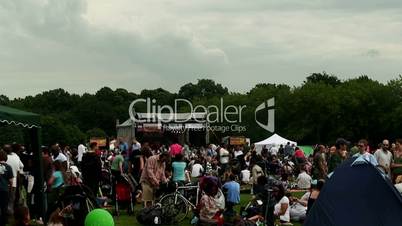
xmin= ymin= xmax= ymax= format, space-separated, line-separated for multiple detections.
xmin=54 ymin=152 xmax=68 ymax=162
xmin=270 ymin=146 xmax=279 ymax=156
xmin=241 ymin=169 xmax=250 ymax=183
xmin=219 ymin=148 xmax=230 ymax=164
xmin=374 ymin=149 xmax=393 ymax=171
xmin=297 ymin=171 xmax=312 ymax=189
xmin=290 ymin=192 xmax=309 ymax=221
xmin=77 ymin=144 xmax=86 ymax=162
xmin=274 ymin=196 xmax=290 ymax=222
xmin=132 ymin=142 xmax=141 ymax=151
xmin=191 ymin=163 xmax=204 ymax=177
xmin=234 ymin=150 xmax=243 ymax=158
xmin=6 ymin=153 xmax=24 ymax=188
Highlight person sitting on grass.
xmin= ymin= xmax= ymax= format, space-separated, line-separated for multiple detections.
xmin=273 ymin=184 xmax=292 ymax=225
xmin=289 ymin=191 xmax=310 ymax=222
xmin=197 ymin=177 xmax=225 ymax=226
xmin=296 ymin=166 xmax=312 ymax=190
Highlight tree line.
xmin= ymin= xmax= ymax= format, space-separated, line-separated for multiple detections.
xmin=1 ymin=73 xmax=402 ymax=147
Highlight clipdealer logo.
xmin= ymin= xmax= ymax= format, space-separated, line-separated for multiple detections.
xmin=255 ymin=98 xmax=275 ymax=133
xmin=128 ymin=97 xmax=275 ymax=132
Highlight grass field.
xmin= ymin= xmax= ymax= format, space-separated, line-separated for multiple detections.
xmin=114 ymin=192 xmax=304 ymax=226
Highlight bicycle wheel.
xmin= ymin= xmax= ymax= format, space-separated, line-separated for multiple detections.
xmin=160 ymin=193 xmax=188 ymax=223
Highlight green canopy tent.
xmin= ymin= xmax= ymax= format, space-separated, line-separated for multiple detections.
xmin=0 ymin=105 xmax=45 ymax=220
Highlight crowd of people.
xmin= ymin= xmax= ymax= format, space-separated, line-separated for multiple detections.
xmin=1 ymin=137 xmax=402 ymax=226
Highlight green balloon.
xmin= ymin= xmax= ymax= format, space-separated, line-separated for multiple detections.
xmin=85 ymin=209 xmax=114 ymax=226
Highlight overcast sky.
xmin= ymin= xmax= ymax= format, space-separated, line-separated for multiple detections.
xmin=1 ymin=0 xmax=402 ymax=98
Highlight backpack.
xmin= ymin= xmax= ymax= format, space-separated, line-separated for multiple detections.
xmin=136 ymin=205 xmax=163 ymax=225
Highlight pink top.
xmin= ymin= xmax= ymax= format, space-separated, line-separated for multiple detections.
xmin=169 ymin=143 xmax=183 ymax=156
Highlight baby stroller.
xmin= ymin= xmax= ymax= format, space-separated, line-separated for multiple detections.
xmin=49 ymin=184 xmax=99 ymax=226
xmin=100 ymin=168 xmax=113 ymax=198
xmin=115 ymin=174 xmax=136 ymax=216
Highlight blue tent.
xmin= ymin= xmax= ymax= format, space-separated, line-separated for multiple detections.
xmin=304 ymin=157 xmax=402 ymax=226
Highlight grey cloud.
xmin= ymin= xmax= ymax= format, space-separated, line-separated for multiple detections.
xmin=0 ymin=0 xmax=228 ymax=97
xmin=364 ymin=49 xmax=381 ymax=58
xmin=166 ymin=0 xmax=402 ymax=14
xmin=1 ymin=0 xmax=402 ymax=98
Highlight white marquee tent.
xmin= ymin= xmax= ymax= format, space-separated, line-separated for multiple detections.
xmin=254 ymin=133 xmax=297 ymax=152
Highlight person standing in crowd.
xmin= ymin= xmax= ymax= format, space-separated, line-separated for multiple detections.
xmin=250 ymin=156 xmax=264 ymax=194
xmin=269 ymin=145 xmax=279 ymax=156
xmin=41 ymin=146 xmax=53 ymax=218
xmin=111 ymin=150 xmax=124 ymax=202
xmin=375 ymin=139 xmax=393 ymax=178
xmin=392 ymin=139 xmax=402 ymax=183
xmin=62 ymin=146 xmax=72 ymax=168
xmin=353 ymin=139 xmax=378 ymax=164
xmin=42 ymin=146 xmax=53 ymax=186
xmin=129 ymin=142 xmax=145 ymax=183
xmin=0 ymin=150 xmax=13 ymax=226
xmin=183 ymin=142 xmax=192 ymax=160
xmin=131 ymin=138 xmax=141 ymax=154
xmin=81 ymin=142 xmax=102 ymax=196
xmin=233 ymin=146 xmax=244 ymax=158
xmin=47 ymin=160 xmax=66 ymax=208
xmin=312 ymin=145 xmax=327 ymax=180
xmin=222 ymin=174 xmax=240 ymax=211
xmin=218 ymin=145 xmax=230 ymax=176
xmin=139 ymin=152 xmax=169 ymax=207
xmin=118 ymin=139 xmax=128 ymax=153
xmin=169 ymin=140 xmax=183 ymax=158
xmin=51 ymin=144 xmax=67 ymax=170
xmin=191 ymin=159 xmax=204 ymax=181
xmin=353 ymin=139 xmax=369 ymax=157
xmin=284 ymin=142 xmax=293 ymax=157
xmin=4 ymin=144 xmax=24 ymax=216
xmin=240 ymin=167 xmax=250 ymax=185
xmin=328 ymin=138 xmax=349 ymax=173
xmin=77 ymin=141 xmax=86 ymax=167
xmin=278 ymin=144 xmax=285 ymax=158
xmin=172 ymin=153 xmax=188 ymax=184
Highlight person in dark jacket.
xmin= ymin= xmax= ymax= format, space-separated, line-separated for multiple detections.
xmin=81 ymin=142 xmax=102 ymax=197
xmin=0 ymin=150 xmax=13 ymax=226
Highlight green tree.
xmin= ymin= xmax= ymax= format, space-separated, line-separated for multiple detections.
xmin=3 ymin=74 xmax=402 ymax=146
xmin=0 ymin=95 xmax=9 ymax=105
xmin=305 ymin=72 xmax=341 ymax=86
xmin=179 ymin=79 xmax=228 ymax=100
xmin=41 ymin=115 xmax=85 ymax=146
xmin=86 ymin=128 xmax=107 ymax=138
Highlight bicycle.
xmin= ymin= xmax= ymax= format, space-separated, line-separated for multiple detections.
xmin=159 ymin=182 xmax=200 ymax=223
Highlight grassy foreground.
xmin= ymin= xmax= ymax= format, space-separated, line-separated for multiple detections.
xmin=114 ymin=192 xmax=304 ymax=226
